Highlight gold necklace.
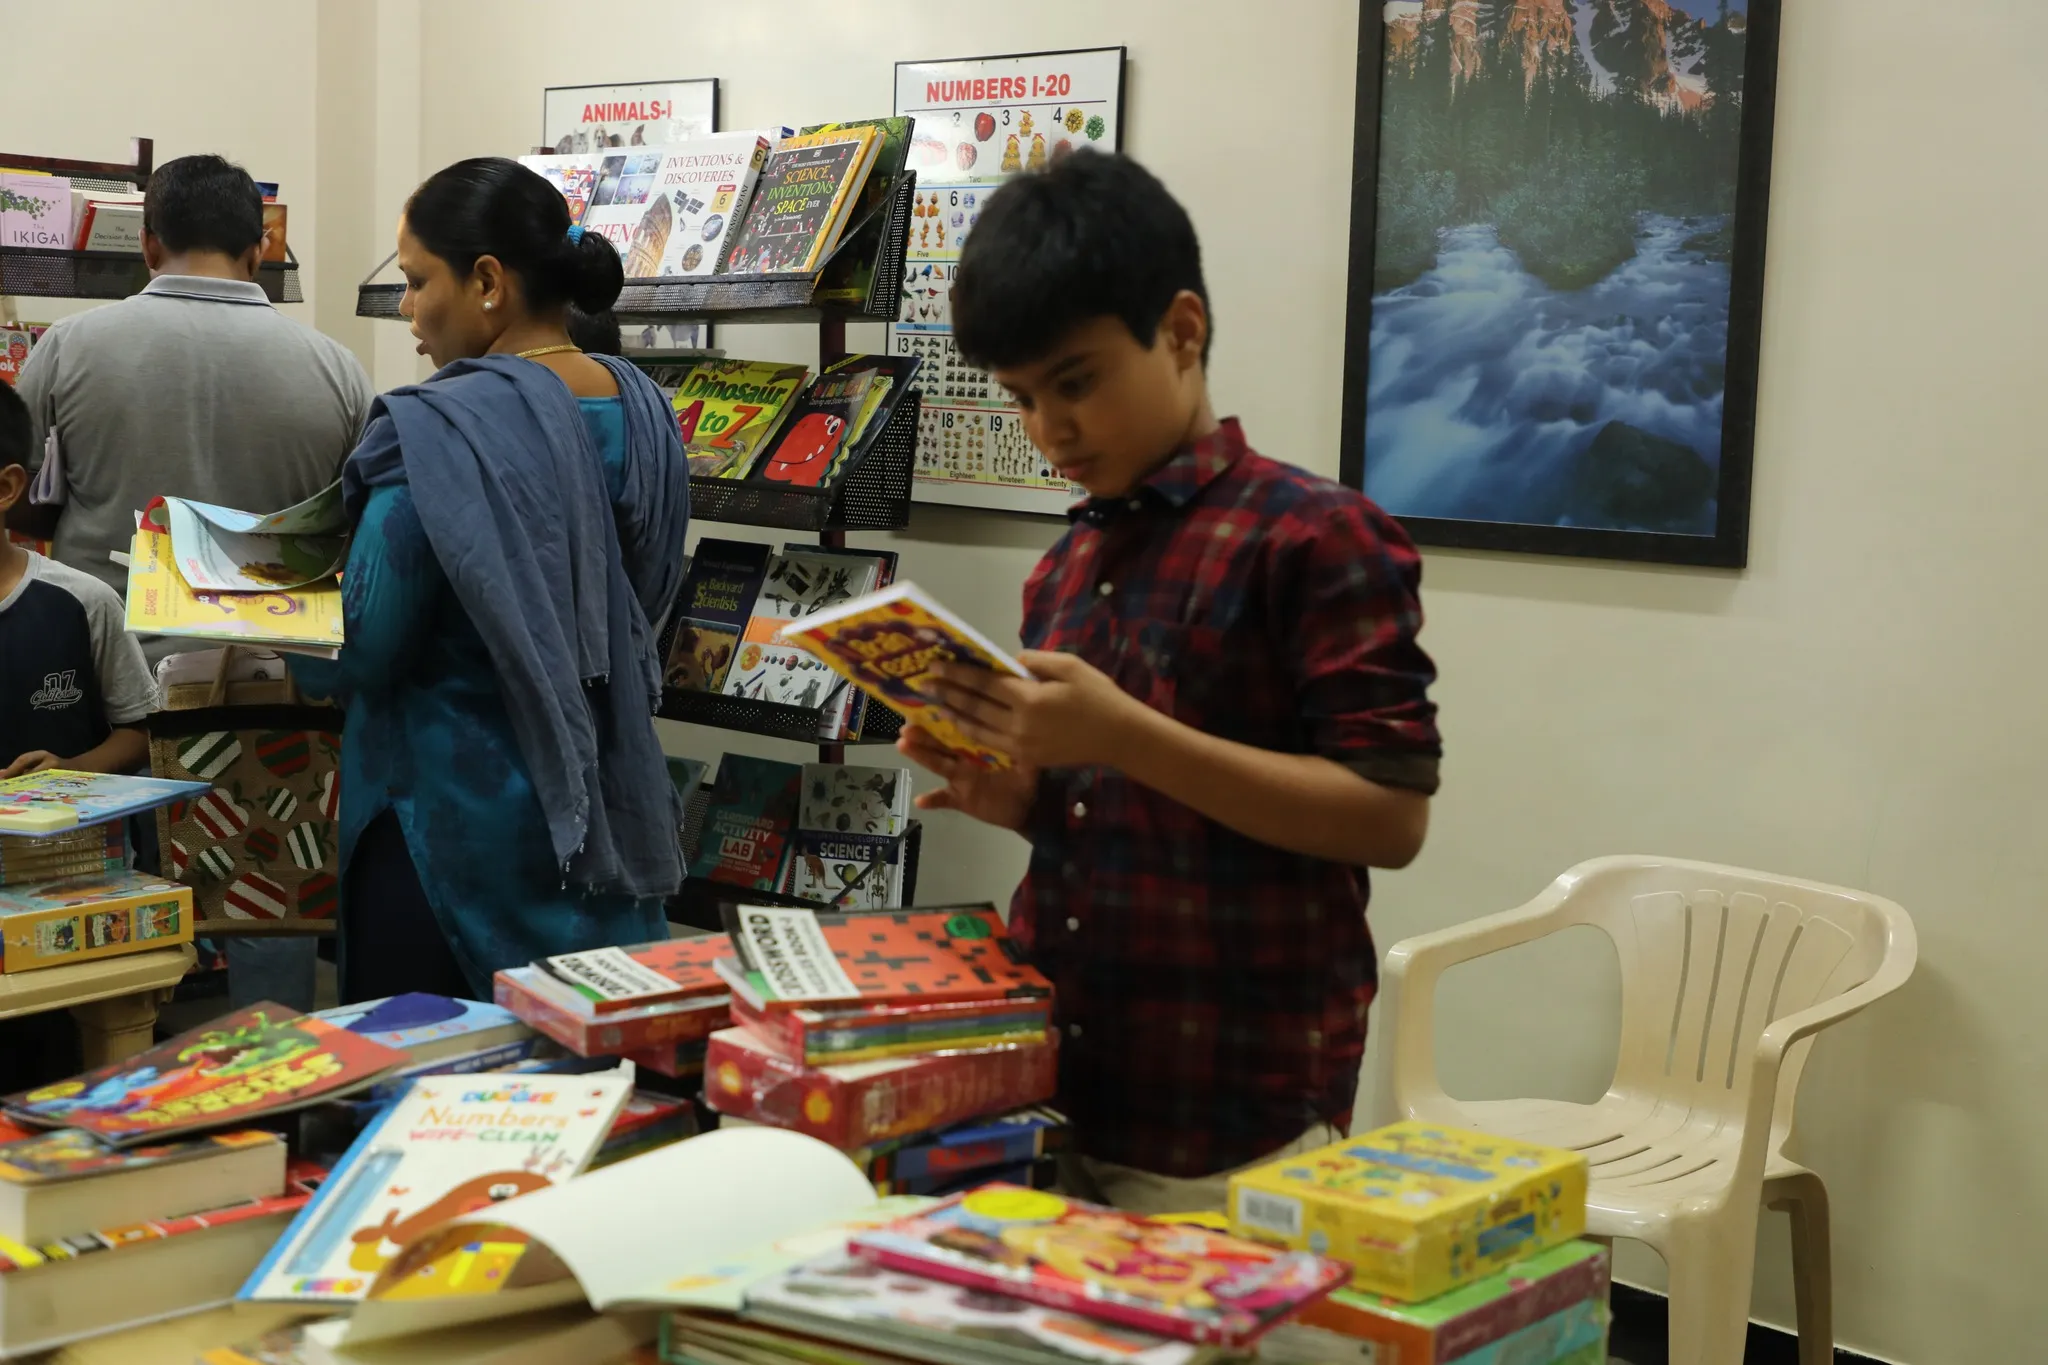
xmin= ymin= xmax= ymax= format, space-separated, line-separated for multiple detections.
xmin=513 ymin=343 xmax=581 ymax=359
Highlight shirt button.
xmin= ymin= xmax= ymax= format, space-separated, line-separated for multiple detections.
xmin=1065 ymin=917 xmax=1080 ymax=932
xmin=1095 ymin=581 xmax=1113 ymax=597
xmin=1068 ymin=1024 xmax=1084 ymax=1040
xmin=1071 ymin=801 xmax=1088 ymax=819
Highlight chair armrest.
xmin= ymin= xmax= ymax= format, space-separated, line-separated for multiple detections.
xmin=1373 ymin=873 xmax=1584 ymax=1126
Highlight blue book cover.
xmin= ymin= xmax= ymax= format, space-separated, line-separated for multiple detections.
xmin=367 ymin=1037 xmax=544 ymax=1100
xmin=664 ymin=538 xmax=772 ymax=692
xmin=867 ymin=1107 xmax=1069 ymax=1184
xmin=0 ymin=771 xmax=209 ymax=838
xmin=314 ymin=994 xmax=528 ymax=1063
xmin=688 ymin=754 xmax=802 ymax=890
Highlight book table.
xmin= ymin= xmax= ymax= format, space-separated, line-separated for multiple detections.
xmin=0 ymin=945 xmax=197 ymax=1067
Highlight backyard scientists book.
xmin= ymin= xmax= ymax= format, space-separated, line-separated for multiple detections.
xmin=672 ymin=359 xmax=810 ymax=479
xmin=777 ymin=581 xmax=1034 ymax=769
xmin=662 ymin=538 xmax=772 ymax=691
xmin=126 ymin=525 xmax=345 ymax=657
xmin=243 ymin=1071 xmax=632 ymax=1303
xmin=723 ymin=125 xmax=882 ymax=274
xmin=719 ymin=903 xmax=1050 ymax=1011
xmin=2 ymin=1002 xmax=406 ymax=1146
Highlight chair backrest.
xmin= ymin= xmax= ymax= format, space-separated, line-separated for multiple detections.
xmin=1555 ymin=857 xmax=1915 ymax=1141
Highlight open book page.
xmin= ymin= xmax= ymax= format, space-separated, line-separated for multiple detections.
xmin=161 ymin=482 xmax=348 ymax=592
xmin=339 ymin=1127 xmax=876 ymax=1346
xmin=126 ymin=527 xmax=345 ymax=656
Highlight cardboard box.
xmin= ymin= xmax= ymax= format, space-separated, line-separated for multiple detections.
xmin=1293 ymin=1240 xmax=1610 ymax=1363
xmin=704 ymin=1026 xmax=1056 ymax=1150
xmin=0 ymin=871 xmax=194 ymax=972
xmin=1229 ymin=1121 xmax=1588 ymax=1302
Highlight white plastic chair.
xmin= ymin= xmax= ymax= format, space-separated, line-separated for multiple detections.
xmin=1374 ymin=856 xmax=1916 ymax=1365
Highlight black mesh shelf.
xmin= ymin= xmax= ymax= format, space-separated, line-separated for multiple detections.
xmin=0 ymin=247 xmax=302 ymax=303
xmin=687 ymin=391 xmax=916 ymax=533
xmin=357 ymin=172 xmax=914 ymax=325
xmin=672 ymin=787 xmax=923 ymax=931
xmin=657 ymin=686 xmax=905 ymax=746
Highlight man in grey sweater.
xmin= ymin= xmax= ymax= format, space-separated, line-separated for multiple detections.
xmin=12 ymin=153 xmax=373 ymax=1012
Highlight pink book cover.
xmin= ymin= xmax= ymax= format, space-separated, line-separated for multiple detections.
xmin=848 ymin=1184 xmax=1348 ymax=1346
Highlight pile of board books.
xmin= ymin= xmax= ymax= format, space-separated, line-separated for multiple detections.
xmin=0 ymin=771 xmax=204 ymax=978
xmin=494 ymin=933 xmax=733 ymax=1078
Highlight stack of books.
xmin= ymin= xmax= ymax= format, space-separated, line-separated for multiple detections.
xmin=0 ymin=771 xmax=204 ymax=976
xmin=704 ymin=905 xmax=1059 ymax=1181
xmin=0 ymin=1001 xmax=409 ymax=1355
xmin=685 ymin=755 xmax=917 ymax=907
xmin=1230 ymin=1121 xmax=1610 ymax=1365
xmin=493 ymin=934 xmax=733 ymax=1077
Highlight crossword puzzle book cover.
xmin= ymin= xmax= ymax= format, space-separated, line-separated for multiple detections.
xmin=718 ymin=904 xmax=1051 ymax=1011
xmin=703 ymin=1024 xmax=1057 ymax=1150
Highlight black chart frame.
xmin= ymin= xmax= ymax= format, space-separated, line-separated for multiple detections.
xmin=1336 ymin=2 xmax=1783 ymax=568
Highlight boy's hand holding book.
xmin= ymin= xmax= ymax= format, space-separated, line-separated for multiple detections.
xmin=897 ymin=727 xmax=1039 ymax=832
xmin=923 ymin=649 xmax=1150 ymax=771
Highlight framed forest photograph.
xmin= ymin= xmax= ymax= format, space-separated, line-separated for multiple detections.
xmin=1339 ymin=0 xmax=1783 ymax=567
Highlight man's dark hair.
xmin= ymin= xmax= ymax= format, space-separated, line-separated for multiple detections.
xmin=950 ymin=150 xmax=1209 ymax=371
xmin=0 ymin=382 xmax=30 ymax=472
xmin=143 ymin=154 xmax=265 ymax=258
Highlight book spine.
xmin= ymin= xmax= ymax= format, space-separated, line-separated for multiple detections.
xmin=881 ymin=1124 xmax=1059 ymax=1184
xmin=367 ymin=1038 xmax=543 ymax=1100
xmin=495 ymin=971 xmax=724 ymax=1057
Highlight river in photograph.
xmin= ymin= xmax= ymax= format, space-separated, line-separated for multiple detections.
xmin=1363 ymin=213 xmax=1732 ymax=533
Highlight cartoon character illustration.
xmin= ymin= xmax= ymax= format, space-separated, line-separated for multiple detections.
xmin=1001 ymin=134 xmax=1023 ymax=174
xmin=760 ymin=413 xmax=845 ymax=487
xmin=345 ymin=1170 xmax=555 ymax=1272
xmin=19 ymin=1009 xmax=319 ymax=1122
xmin=1027 ymin=134 xmax=1048 ymax=172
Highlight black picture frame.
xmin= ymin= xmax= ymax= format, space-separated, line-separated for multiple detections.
xmin=1337 ymin=2 xmax=1782 ymax=568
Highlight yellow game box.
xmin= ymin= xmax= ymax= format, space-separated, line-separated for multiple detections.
xmin=0 ymin=870 xmax=195 ymax=972
xmin=1228 ymin=1121 xmax=1588 ymax=1303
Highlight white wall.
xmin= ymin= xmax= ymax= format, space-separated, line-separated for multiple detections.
xmin=7 ymin=0 xmax=327 ymax=325
xmin=16 ymin=0 xmax=2036 ymax=1358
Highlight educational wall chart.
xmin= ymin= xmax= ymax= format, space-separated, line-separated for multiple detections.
xmin=890 ymin=48 xmax=1126 ymax=517
xmin=541 ymin=79 xmax=719 ymax=154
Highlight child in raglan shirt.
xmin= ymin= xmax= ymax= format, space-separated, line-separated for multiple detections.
xmin=898 ymin=151 xmax=1443 ymax=1214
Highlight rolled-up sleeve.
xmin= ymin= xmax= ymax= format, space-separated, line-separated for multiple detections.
xmin=1275 ymin=498 xmax=1442 ymax=795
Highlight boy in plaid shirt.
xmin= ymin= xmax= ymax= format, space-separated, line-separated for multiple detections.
xmin=899 ymin=151 xmax=1443 ymax=1213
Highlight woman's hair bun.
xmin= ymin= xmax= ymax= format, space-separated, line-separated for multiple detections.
xmin=405 ymin=156 xmax=622 ymax=315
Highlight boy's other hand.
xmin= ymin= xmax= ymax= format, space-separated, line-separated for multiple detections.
xmin=897 ymin=729 xmax=1040 ymax=833
xmin=0 ymin=751 xmax=59 ymax=779
xmin=928 ymin=651 xmax=1146 ymax=772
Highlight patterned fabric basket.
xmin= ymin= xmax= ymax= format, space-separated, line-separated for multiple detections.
xmin=147 ymin=680 xmax=343 ymax=936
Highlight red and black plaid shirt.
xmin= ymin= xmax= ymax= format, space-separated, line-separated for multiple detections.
xmin=1012 ymin=418 xmax=1441 ymax=1178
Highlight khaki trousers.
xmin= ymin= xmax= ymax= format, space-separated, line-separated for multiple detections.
xmin=1059 ymin=1123 xmax=1344 ymax=1216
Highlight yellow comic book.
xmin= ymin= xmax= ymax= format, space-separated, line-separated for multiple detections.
xmin=125 ymin=527 xmax=344 ymax=655
xmin=775 ymin=582 xmax=1032 ymax=770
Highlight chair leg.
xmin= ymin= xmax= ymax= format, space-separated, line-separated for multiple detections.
xmin=1663 ymin=1223 xmax=1757 ymax=1365
xmin=1768 ymin=1173 xmax=1835 ymax=1365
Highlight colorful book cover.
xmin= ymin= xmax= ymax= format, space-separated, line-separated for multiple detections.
xmin=787 ymin=830 xmax=905 ymax=911
xmin=662 ymin=537 xmax=773 ymax=690
xmin=148 ymin=482 xmax=348 ymax=593
xmin=803 ymin=117 xmax=915 ymax=305
xmin=261 ymin=203 xmax=290 ymax=263
xmin=0 ymin=868 xmax=194 ymax=972
xmin=857 ymin=1106 xmax=1070 ymax=1188
xmin=828 ymin=352 xmax=923 ymax=456
xmin=0 ymin=173 xmax=72 ymax=249
xmin=0 ymin=1127 xmax=281 ymax=1186
xmin=724 ymin=126 xmax=879 ymax=274
xmin=0 ymin=1160 xmax=324 ymax=1277
xmin=650 ymin=132 xmax=774 ymax=276
xmin=728 ymin=983 xmax=1051 ymax=1066
xmin=315 ymin=993 xmax=525 ymax=1054
xmin=518 ymin=151 xmax=601 ymax=223
xmin=673 ymin=361 xmax=811 ymax=480
xmin=720 ymin=551 xmax=884 ymax=731
xmin=720 ymin=904 xmax=1049 ymax=1010
xmin=849 ymin=1187 xmax=1349 ymax=1347
xmin=687 ymin=755 xmax=803 ymax=891
xmin=365 ymin=1038 xmax=545 ymax=1102
xmin=242 ymin=1072 xmax=632 ymax=1303
xmin=777 ymin=581 xmax=1034 ymax=770
xmin=800 ymin=764 xmax=912 ymax=836
xmin=535 ymin=933 xmax=731 ymax=1014
xmin=0 ymin=771 xmax=208 ymax=839
xmin=578 ymin=150 xmax=673 ymax=275
xmin=3 ymin=1003 xmax=406 ymax=1147
xmin=743 ymin=1246 xmax=1202 ymax=1365
xmin=126 ymin=526 xmax=346 ymax=655
xmin=495 ymin=966 xmax=728 ymax=1062
xmin=753 ymin=368 xmax=876 ymax=489
xmin=704 ymin=1027 xmax=1058 ymax=1150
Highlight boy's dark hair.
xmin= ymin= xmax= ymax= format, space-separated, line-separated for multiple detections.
xmin=950 ymin=150 xmax=1209 ymax=370
xmin=144 ymin=154 xmax=265 ymax=258
xmin=407 ymin=157 xmax=624 ymax=315
xmin=566 ymin=307 xmax=622 ymax=356
xmin=0 ymin=381 xmax=30 ymax=472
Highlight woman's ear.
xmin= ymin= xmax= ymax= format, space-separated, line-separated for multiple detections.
xmin=470 ymin=254 xmax=507 ymax=311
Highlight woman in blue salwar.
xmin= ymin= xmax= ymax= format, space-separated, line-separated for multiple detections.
xmin=297 ymin=158 xmax=690 ymax=1001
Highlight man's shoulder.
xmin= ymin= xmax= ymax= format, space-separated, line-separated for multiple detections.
xmin=1217 ymin=445 xmax=1409 ymax=550
xmin=25 ymin=554 xmax=125 ymax=622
